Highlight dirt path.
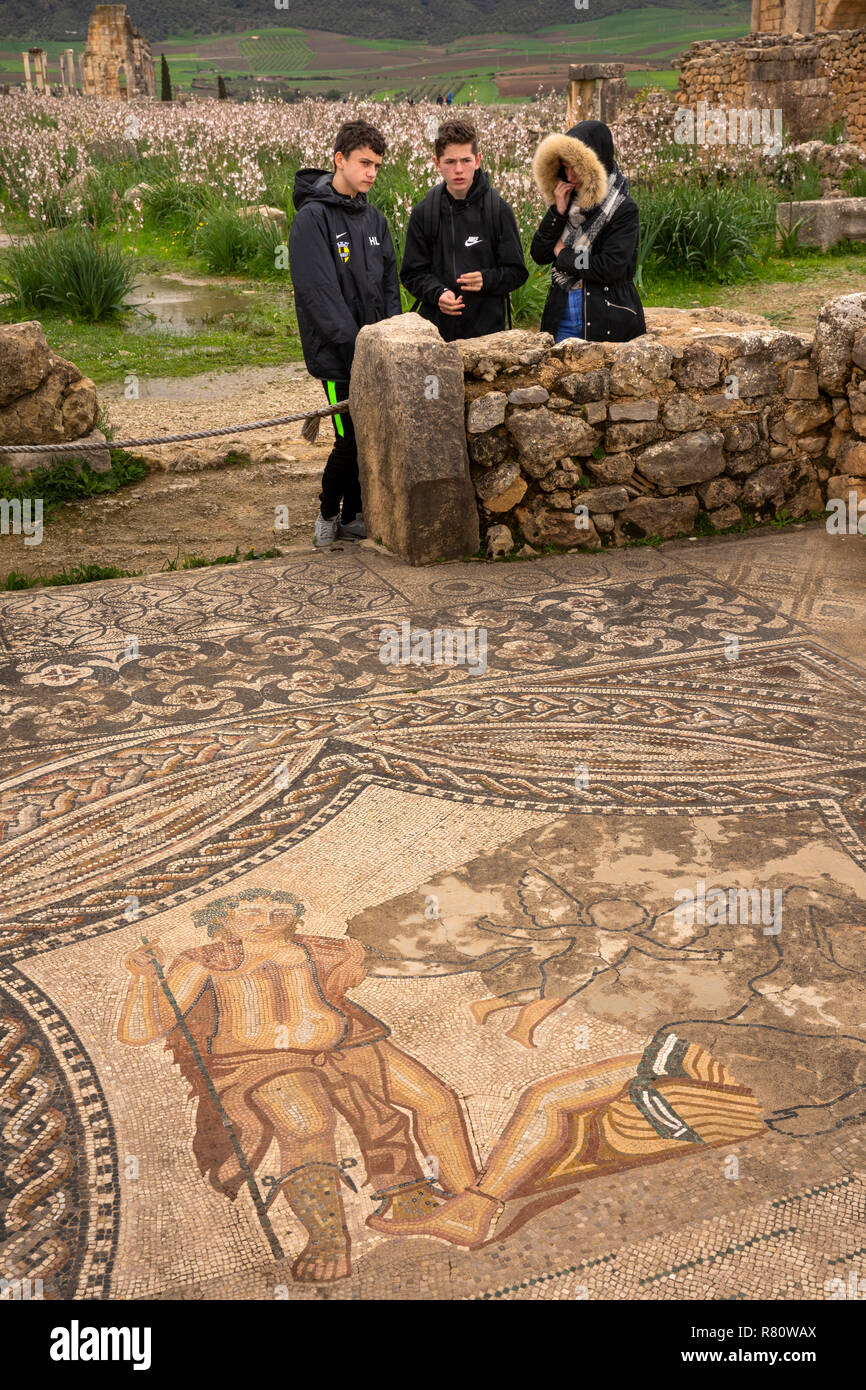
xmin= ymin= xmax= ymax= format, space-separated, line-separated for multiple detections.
xmin=2 ymin=363 xmax=333 ymax=581
xmin=689 ymin=266 xmax=866 ymax=336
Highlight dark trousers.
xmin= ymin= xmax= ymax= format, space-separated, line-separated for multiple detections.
xmin=319 ymin=379 xmax=361 ymax=522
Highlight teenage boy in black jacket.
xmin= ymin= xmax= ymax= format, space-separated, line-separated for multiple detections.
xmin=290 ymin=120 xmax=401 ymax=546
xmin=400 ymin=119 xmax=528 ymax=343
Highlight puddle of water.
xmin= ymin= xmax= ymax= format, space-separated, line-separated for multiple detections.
xmin=125 ymin=274 xmax=251 ymax=336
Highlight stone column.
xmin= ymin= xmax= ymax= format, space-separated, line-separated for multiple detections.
xmin=21 ymin=51 xmax=32 ymax=92
xmin=64 ymin=50 xmax=76 ymax=94
xmin=350 ymin=314 xmax=480 ymax=565
xmin=782 ymin=0 xmax=816 ymax=31
xmin=29 ymin=50 xmax=46 ymax=95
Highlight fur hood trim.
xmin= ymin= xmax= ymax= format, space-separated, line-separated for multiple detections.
xmin=532 ymin=133 xmax=609 ymax=210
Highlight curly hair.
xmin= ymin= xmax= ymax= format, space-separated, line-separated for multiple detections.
xmin=434 ymin=120 xmax=478 ymax=158
xmin=334 ymin=119 xmax=387 ymax=160
xmin=193 ymin=888 xmax=306 ymax=938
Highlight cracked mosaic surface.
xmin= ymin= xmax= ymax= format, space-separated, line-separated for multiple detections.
xmin=1 ymin=527 xmax=865 ymax=1300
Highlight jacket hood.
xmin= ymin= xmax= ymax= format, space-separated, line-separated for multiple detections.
xmin=292 ymin=167 xmax=368 ymax=213
xmin=532 ymin=131 xmax=609 ymax=210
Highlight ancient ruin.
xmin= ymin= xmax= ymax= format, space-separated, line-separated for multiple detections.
xmin=82 ymin=5 xmax=156 ymax=100
xmin=676 ymin=0 xmax=866 ymax=150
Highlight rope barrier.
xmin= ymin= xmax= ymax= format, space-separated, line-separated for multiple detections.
xmin=0 ymin=399 xmax=350 ymax=456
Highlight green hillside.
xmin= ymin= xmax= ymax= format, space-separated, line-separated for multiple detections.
xmin=1 ymin=0 xmax=743 ymax=45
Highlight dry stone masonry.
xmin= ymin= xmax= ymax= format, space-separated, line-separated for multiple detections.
xmin=460 ymin=296 xmax=866 ymax=555
xmin=676 ymin=26 xmax=866 ymax=151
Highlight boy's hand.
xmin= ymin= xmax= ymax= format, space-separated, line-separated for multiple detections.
xmin=456 ymin=271 xmax=483 ymax=293
xmin=439 ymin=289 xmax=465 ymax=316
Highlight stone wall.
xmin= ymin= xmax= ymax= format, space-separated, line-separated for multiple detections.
xmin=675 ymin=29 xmax=866 ymax=150
xmin=461 ymin=297 xmax=866 ymax=555
xmin=0 ymin=322 xmax=109 ymax=472
xmin=753 ymin=0 xmax=866 ymax=31
xmin=82 ymin=4 xmax=155 ymax=101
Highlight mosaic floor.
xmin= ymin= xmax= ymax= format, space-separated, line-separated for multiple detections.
xmin=1 ymin=525 xmax=865 ymax=1302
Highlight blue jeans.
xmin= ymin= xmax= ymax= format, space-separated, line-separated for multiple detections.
xmin=555 ymin=285 xmax=584 ymax=342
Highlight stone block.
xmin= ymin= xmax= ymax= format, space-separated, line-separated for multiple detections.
xmin=708 ymin=503 xmax=742 ymax=529
xmin=605 ymin=421 xmax=664 ymax=451
xmin=351 ymin=313 xmax=479 ymax=565
xmin=555 ymin=369 xmax=610 ymax=403
xmin=661 ymin=396 xmax=706 ymax=431
xmin=507 ymin=407 xmax=600 ymax=475
xmin=698 ymin=475 xmax=740 ymax=510
xmin=776 ymin=197 xmax=866 ymax=254
xmin=473 ymin=457 xmax=520 ymax=503
xmin=671 ymin=342 xmax=723 ymax=389
xmin=0 ymin=321 xmax=52 ymax=408
xmin=459 ymin=330 xmax=553 ymax=380
xmin=608 ymin=399 xmax=659 ymax=422
xmin=486 ymin=523 xmax=513 ymax=557
xmin=608 ymin=340 xmax=674 ymax=397
xmin=812 ymin=293 xmax=866 ymax=394
xmin=575 ymin=485 xmax=630 ymax=513
xmin=584 ymin=401 xmax=607 ymax=425
xmin=616 ymin=494 xmax=699 ymax=540
xmin=516 ymin=502 xmax=600 ymax=550
xmin=587 ymin=452 xmax=635 ymax=484
xmin=741 ymin=462 xmax=794 ymax=508
xmin=507 ymin=386 xmax=549 ymax=406
xmin=467 ymin=391 xmax=507 ymax=433
xmin=782 ymin=398 xmax=834 ymax=435
xmin=468 ymin=431 xmax=509 ymax=469
xmin=634 ymin=430 xmax=726 ymax=490
xmin=783 ymin=364 xmax=820 ymax=399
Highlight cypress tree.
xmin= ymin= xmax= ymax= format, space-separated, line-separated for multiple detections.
xmin=160 ymin=54 xmax=172 ymax=102
xmin=217 ymin=74 xmax=228 ymax=101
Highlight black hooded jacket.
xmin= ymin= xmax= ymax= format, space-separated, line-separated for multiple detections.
xmin=400 ymin=168 xmax=528 ymax=342
xmin=289 ymin=168 xmax=402 ymax=381
xmin=530 ymin=120 xmax=646 ymax=344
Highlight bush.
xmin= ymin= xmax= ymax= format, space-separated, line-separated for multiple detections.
xmin=633 ymin=180 xmax=774 ymax=282
xmin=141 ymin=173 xmax=217 ymax=234
xmin=194 ymin=205 xmax=265 ymax=273
xmin=0 ymin=228 xmax=138 ymax=321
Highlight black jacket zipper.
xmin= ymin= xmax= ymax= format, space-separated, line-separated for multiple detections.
xmin=604 ymin=297 xmax=638 ymax=314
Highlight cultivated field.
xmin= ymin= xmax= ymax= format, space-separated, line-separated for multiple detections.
xmin=0 ymin=5 xmax=751 ymax=99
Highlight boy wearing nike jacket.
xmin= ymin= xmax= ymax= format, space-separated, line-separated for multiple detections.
xmin=400 ymin=119 xmax=527 ymax=343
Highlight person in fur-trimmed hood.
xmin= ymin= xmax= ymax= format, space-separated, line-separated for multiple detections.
xmin=530 ymin=119 xmax=646 ymax=344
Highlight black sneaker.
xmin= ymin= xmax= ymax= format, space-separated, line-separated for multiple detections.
xmin=339 ymin=512 xmax=366 ymax=540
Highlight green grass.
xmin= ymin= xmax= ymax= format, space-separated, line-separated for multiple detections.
xmin=0 ymin=449 xmax=147 ymax=521
xmin=455 ymin=78 xmax=499 ymax=102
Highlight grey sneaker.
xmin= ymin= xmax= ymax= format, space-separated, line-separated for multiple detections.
xmin=314 ymin=512 xmax=341 ymax=546
xmin=339 ymin=512 xmax=366 ymax=540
